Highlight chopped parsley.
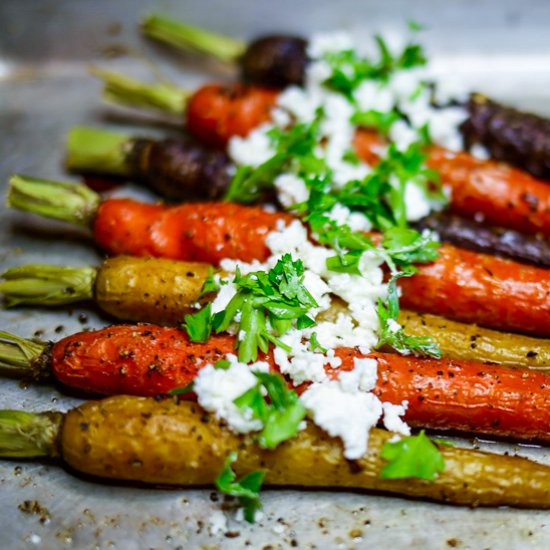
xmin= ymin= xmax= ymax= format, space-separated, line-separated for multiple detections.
xmin=199 ymin=267 xmax=220 ymax=297
xmin=380 ymin=430 xmax=445 ymax=480
xmin=234 ymin=371 xmax=306 ymax=449
xmin=183 ymin=255 xmax=319 ymax=363
xmin=215 ymin=452 xmax=265 ymax=522
xmin=182 ymin=302 xmax=212 ymax=343
xmin=376 ymin=272 xmax=442 ymax=358
xmin=323 ymin=32 xmax=427 ymax=99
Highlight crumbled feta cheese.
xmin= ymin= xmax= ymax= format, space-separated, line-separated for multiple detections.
xmin=353 ymin=357 xmax=378 ymax=391
xmin=211 ymin=281 xmax=238 ymax=314
xmin=274 ymin=173 xmax=310 ymax=209
xmin=301 ymin=380 xmax=383 ymax=459
xmin=354 ymin=80 xmax=394 ymax=113
xmin=386 ymin=318 xmax=402 ymax=333
xmin=228 ymin=124 xmax=275 ymax=167
xmin=208 ymin=510 xmax=228 ymax=535
xmin=194 ymin=361 xmax=264 ymax=433
xmin=470 ymin=143 xmax=490 ymax=160
xmin=327 ymin=203 xmax=372 ymax=232
xmin=389 ymin=119 xmax=419 ymax=152
xmin=403 ymin=181 xmax=432 ymax=222
xmin=382 ymin=401 xmax=411 ymax=436
xmin=277 ymin=86 xmax=321 ymax=122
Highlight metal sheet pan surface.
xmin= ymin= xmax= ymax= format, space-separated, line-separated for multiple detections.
xmin=1 ymin=1 xmax=550 ymax=548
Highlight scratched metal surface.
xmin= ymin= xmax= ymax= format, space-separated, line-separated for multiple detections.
xmin=1 ymin=1 xmax=550 ymax=549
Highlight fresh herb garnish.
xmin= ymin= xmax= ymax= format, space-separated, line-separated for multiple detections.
xmin=167 ymin=381 xmax=195 ymax=395
xmin=225 ymin=112 xmax=324 ymax=203
xmin=234 ymin=371 xmax=306 ymax=449
xmin=376 ymin=271 xmax=441 ymax=358
xmin=182 ymin=302 xmax=212 ymax=343
xmin=323 ymin=34 xmax=427 ymax=99
xmin=309 ymin=331 xmax=327 ymax=353
xmin=192 ymin=255 xmax=318 ymax=363
xmin=215 ymin=452 xmax=265 ymax=523
xmin=199 ymin=267 xmax=220 ymax=298
xmin=214 ymin=358 xmax=231 ymax=370
xmin=351 ymin=109 xmax=401 ymax=136
xmin=380 ymin=430 xmax=445 ymax=480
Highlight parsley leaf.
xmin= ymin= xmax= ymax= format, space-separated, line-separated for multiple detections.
xmin=351 ymin=109 xmax=401 ymax=136
xmin=182 ymin=302 xmax=212 ymax=343
xmin=233 ymin=371 xmax=306 ymax=449
xmin=309 ymin=332 xmax=327 ymax=353
xmin=376 ymin=272 xmax=442 ymax=358
xmin=215 ymin=452 xmax=265 ymax=523
xmin=380 ymin=430 xmax=445 ymax=480
xmin=212 ymin=255 xmax=319 ymax=363
xmin=323 ymin=32 xmax=427 ymax=98
xmin=199 ymin=267 xmax=220 ymax=298
xmin=166 ymin=381 xmax=195 ymax=395
xmin=224 ymin=114 xmax=324 ymax=203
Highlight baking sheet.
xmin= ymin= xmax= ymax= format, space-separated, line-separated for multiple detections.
xmin=2 ymin=1 xmax=550 ymax=548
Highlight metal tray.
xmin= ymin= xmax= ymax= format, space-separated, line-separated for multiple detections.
xmin=1 ymin=1 xmax=550 ymax=548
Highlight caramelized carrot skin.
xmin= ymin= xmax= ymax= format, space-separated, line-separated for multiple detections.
xmin=93 ymin=200 xmax=290 ymax=264
xmin=369 ymin=352 xmax=550 ymax=442
xmin=51 ymin=325 xmax=550 ymax=442
xmin=428 ymin=146 xmax=550 ymax=236
xmin=354 ymin=129 xmax=550 ymax=236
xmin=186 ymin=84 xmax=278 ymax=147
xmin=51 ymin=325 xmax=236 ymax=395
xmin=398 ymin=244 xmax=550 ymax=337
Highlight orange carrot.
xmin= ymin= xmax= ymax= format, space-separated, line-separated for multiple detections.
xmin=4 ymin=325 xmax=550 ymax=443
xmin=354 ymin=129 xmax=550 ymax=236
xmin=94 ymin=199 xmax=290 ymax=264
xmin=186 ymin=84 xmax=278 ymax=147
xmin=398 ymin=243 xmax=550 ymax=337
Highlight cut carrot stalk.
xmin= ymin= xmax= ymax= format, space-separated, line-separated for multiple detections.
xmin=2 ymin=325 xmax=550 ymax=443
xmin=89 ymin=67 xmax=190 ymax=115
xmin=141 ymin=13 xmax=246 ymax=62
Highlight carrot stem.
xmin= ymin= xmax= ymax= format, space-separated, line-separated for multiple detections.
xmin=7 ymin=175 xmax=100 ymax=227
xmin=0 ymin=331 xmax=47 ymax=373
xmin=141 ymin=13 xmax=245 ymax=63
xmin=0 ymin=264 xmax=97 ymax=307
xmin=90 ymin=67 xmax=189 ymax=115
xmin=0 ymin=410 xmax=62 ymax=458
xmin=66 ymin=127 xmax=133 ymax=176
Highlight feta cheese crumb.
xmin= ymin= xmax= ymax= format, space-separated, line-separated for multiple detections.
xmin=208 ymin=510 xmax=228 ymax=535
xmin=470 ymin=143 xmax=490 ymax=160
xmin=228 ymin=124 xmax=275 ymax=167
xmin=274 ymin=173 xmax=310 ymax=209
xmin=301 ymin=380 xmax=383 ymax=459
xmin=194 ymin=361 xmax=263 ymax=433
xmin=382 ymin=401 xmax=411 ymax=436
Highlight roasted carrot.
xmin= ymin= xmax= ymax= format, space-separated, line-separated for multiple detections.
xmin=4 ymin=258 xmax=550 ymax=368
xmin=8 ymin=176 xmax=550 ymax=336
xmin=186 ymin=84 xmax=278 ymax=147
xmin=3 ymin=325 xmax=550 ymax=443
xmin=398 ymin=243 xmax=550 ymax=337
xmin=94 ymin=199 xmax=289 ymax=263
xmin=3 ymin=397 xmax=550 ymax=508
xmin=354 ymin=129 xmax=550 ymax=236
